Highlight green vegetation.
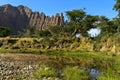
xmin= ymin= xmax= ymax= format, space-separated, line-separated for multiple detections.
xmin=63 ymin=67 xmax=88 ymax=80
xmin=0 ymin=35 xmax=119 ymax=54
xmin=66 ymin=9 xmax=99 ymax=37
xmin=114 ymin=0 xmax=120 ymax=11
xmin=28 ymin=51 xmax=120 ymax=80
xmin=33 ymin=65 xmax=57 ymax=79
xmin=0 ymin=1 xmax=120 ymax=79
xmin=0 ymin=27 xmax=10 ymax=37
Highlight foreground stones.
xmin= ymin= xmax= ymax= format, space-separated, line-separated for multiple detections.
xmin=0 ymin=55 xmax=37 ymax=79
xmin=0 ymin=54 xmax=58 ymax=80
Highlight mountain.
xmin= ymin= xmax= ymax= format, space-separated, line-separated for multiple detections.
xmin=0 ymin=4 xmax=64 ymax=35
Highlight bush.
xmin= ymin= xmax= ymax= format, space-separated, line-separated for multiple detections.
xmin=0 ymin=41 xmax=3 ymax=47
xmin=36 ymin=30 xmax=51 ymax=37
xmin=98 ymin=70 xmax=120 ymax=80
xmin=33 ymin=65 xmax=57 ymax=79
xmin=0 ymin=27 xmax=10 ymax=37
xmin=63 ymin=67 xmax=88 ymax=80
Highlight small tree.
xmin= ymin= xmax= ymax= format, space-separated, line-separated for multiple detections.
xmin=47 ymin=25 xmax=64 ymax=37
xmin=0 ymin=27 xmax=10 ymax=37
xmin=24 ymin=26 xmax=35 ymax=37
xmin=36 ymin=30 xmax=51 ymax=37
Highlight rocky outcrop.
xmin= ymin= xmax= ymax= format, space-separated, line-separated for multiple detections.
xmin=0 ymin=4 xmax=28 ymax=35
xmin=29 ymin=12 xmax=64 ymax=30
xmin=0 ymin=4 xmax=64 ymax=35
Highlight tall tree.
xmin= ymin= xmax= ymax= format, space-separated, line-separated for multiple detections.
xmin=98 ymin=16 xmax=109 ymax=33
xmin=114 ymin=0 xmax=120 ymax=12
xmin=66 ymin=9 xmax=86 ymax=23
xmin=66 ymin=9 xmax=99 ymax=37
xmin=112 ymin=17 xmax=120 ymax=33
xmin=113 ymin=0 xmax=120 ymax=33
xmin=66 ymin=9 xmax=86 ymax=36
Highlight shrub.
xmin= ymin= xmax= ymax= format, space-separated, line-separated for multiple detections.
xmin=33 ymin=65 xmax=57 ymax=79
xmin=0 ymin=27 xmax=10 ymax=37
xmin=63 ymin=67 xmax=88 ymax=80
xmin=98 ymin=70 xmax=120 ymax=80
xmin=0 ymin=41 xmax=3 ymax=47
xmin=36 ymin=30 xmax=51 ymax=37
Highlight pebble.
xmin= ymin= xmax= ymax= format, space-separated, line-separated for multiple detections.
xmin=0 ymin=55 xmax=38 ymax=79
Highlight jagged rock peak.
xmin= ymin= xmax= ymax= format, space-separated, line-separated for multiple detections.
xmin=0 ymin=4 xmax=64 ymax=34
xmin=2 ymin=4 xmax=13 ymax=7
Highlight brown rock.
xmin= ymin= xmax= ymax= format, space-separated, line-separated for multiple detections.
xmin=0 ymin=4 xmax=64 ymax=35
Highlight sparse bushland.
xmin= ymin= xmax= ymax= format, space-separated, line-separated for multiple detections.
xmin=0 ymin=34 xmax=119 ymax=54
xmin=0 ymin=2 xmax=120 ymax=79
xmin=0 ymin=30 xmax=119 ymax=79
xmin=0 ymin=50 xmax=120 ymax=80
xmin=31 ymin=51 xmax=120 ymax=80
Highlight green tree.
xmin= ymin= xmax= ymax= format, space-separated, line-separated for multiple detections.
xmin=0 ymin=27 xmax=10 ymax=37
xmin=95 ymin=16 xmax=119 ymax=37
xmin=112 ymin=18 xmax=120 ymax=33
xmin=36 ymin=30 xmax=51 ymax=37
xmin=98 ymin=16 xmax=109 ymax=33
xmin=113 ymin=0 xmax=120 ymax=33
xmin=24 ymin=26 xmax=35 ymax=37
xmin=96 ymin=16 xmax=116 ymax=36
xmin=114 ymin=0 xmax=120 ymax=13
xmin=66 ymin=9 xmax=99 ymax=37
xmin=66 ymin=9 xmax=86 ymax=36
xmin=66 ymin=9 xmax=86 ymax=23
xmin=83 ymin=15 xmax=99 ymax=36
xmin=47 ymin=25 xmax=64 ymax=37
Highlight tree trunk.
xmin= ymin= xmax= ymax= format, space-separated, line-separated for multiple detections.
xmin=72 ymin=28 xmax=78 ymax=36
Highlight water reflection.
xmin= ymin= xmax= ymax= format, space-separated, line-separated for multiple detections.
xmin=87 ymin=68 xmax=100 ymax=79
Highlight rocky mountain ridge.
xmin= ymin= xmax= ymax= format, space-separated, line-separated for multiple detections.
xmin=0 ymin=4 xmax=64 ymax=35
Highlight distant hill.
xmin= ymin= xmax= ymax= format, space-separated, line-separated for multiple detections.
xmin=0 ymin=4 xmax=64 ymax=35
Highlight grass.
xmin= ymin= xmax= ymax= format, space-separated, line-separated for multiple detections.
xmin=0 ymin=37 xmax=120 ymax=79
xmin=32 ymin=65 xmax=58 ymax=79
xmin=0 ymin=50 xmax=120 ymax=79
xmin=46 ymin=51 xmax=120 ymax=80
xmin=63 ymin=67 xmax=88 ymax=80
xmin=0 ymin=48 xmax=44 ymax=53
xmin=98 ymin=69 xmax=120 ymax=80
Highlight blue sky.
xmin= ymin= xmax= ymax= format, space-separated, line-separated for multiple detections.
xmin=0 ymin=0 xmax=117 ymax=19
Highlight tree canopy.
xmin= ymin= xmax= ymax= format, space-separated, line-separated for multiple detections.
xmin=66 ymin=9 xmax=99 ymax=37
xmin=0 ymin=27 xmax=11 ymax=37
xmin=114 ymin=0 xmax=120 ymax=12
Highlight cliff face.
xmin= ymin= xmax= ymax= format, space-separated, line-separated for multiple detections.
xmin=29 ymin=12 xmax=64 ymax=30
xmin=0 ymin=4 xmax=64 ymax=35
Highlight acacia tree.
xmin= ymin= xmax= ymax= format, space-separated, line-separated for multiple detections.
xmin=114 ymin=0 xmax=120 ymax=13
xmin=66 ymin=9 xmax=86 ymax=36
xmin=66 ymin=9 xmax=99 ymax=37
xmin=97 ymin=16 xmax=110 ymax=35
xmin=112 ymin=18 xmax=120 ymax=33
xmin=113 ymin=0 xmax=120 ymax=33
xmin=95 ymin=16 xmax=118 ymax=37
